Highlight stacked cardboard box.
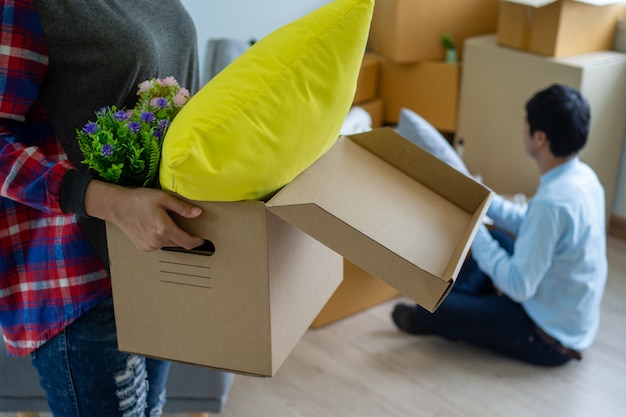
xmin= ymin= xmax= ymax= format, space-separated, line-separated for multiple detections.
xmin=454 ymin=1 xmax=626 ymax=209
xmin=368 ymin=0 xmax=500 ymax=132
xmin=496 ymin=0 xmax=625 ymax=57
xmin=351 ymin=53 xmax=384 ymax=129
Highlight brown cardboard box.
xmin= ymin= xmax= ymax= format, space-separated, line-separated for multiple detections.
xmin=311 ymin=259 xmax=400 ymax=328
xmin=107 ymin=128 xmax=492 ymax=377
xmin=497 ymin=0 xmax=624 ymax=57
xmin=379 ymin=59 xmax=460 ymax=132
xmin=266 ymin=129 xmax=492 ymax=309
xmin=353 ymin=53 xmax=381 ymax=104
xmin=107 ymin=204 xmax=343 ymax=378
xmin=368 ymin=0 xmax=499 ymax=63
xmin=354 ymin=98 xmax=384 ymax=128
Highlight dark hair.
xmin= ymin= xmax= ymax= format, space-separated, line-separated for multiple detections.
xmin=525 ymin=84 xmax=590 ymax=157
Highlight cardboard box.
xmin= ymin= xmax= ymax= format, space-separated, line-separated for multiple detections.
xmin=353 ymin=53 xmax=381 ymax=104
xmin=353 ymin=98 xmax=384 ymax=128
xmin=497 ymin=0 xmax=624 ymax=57
xmin=311 ymin=259 xmax=400 ymax=328
xmin=107 ymin=128 xmax=492 ymax=377
xmin=107 ymin=204 xmax=343 ymax=377
xmin=266 ymin=129 xmax=492 ymax=309
xmin=368 ymin=0 xmax=499 ymax=63
xmin=379 ymin=59 xmax=460 ymax=132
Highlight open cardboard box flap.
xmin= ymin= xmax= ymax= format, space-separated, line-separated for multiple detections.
xmin=267 ymin=128 xmax=493 ymax=312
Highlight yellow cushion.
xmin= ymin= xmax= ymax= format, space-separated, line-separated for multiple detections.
xmin=159 ymin=0 xmax=374 ymax=201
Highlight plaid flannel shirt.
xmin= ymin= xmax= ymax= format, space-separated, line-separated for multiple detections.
xmin=0 ymin=0 xmax=111 ymax=356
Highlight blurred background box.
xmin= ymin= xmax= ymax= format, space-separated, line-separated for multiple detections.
xmin=497 ymin=0 xmax=624 ymax=57
xmin=379 ymin=58 xmax=460 ymax=132
xmin=353 ymin=53 xmax=381 ymax=104
xmin=356 ymin=98 xmax=384 ymax=129
xmin=368 ymin=0 xmax=499 ymax=63
xmin=311 ymin=259 xmax=400 ymax=328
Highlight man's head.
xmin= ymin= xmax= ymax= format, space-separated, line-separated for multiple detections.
xmin=525 ymin=84 xmax=590 ymax=157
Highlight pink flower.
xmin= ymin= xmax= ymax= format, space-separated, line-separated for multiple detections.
xmin=173 ymin=90 xmax=189 ymax=107
xmin=138 ymin=80 xmax=152 ymax=93
xmin=159 ymin=76 xmax=179 ymax=87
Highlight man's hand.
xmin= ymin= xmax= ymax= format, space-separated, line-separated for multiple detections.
xmin=85 ymin=180 xmax=204 ymax=251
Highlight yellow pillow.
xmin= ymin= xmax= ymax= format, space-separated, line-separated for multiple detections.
xmin=159 ymin=0 xmax=374 ymax=201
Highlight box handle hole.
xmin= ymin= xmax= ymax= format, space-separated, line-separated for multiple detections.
xmin=161 ymin=240 xmax=215 ymax=256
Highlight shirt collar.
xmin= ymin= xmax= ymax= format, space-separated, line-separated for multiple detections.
xmin=540 ymin=156 xmax=579 ymax=185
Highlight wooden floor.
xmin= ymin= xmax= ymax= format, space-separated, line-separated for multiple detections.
xmin=3 ymin=236 xmax=625 ymax=417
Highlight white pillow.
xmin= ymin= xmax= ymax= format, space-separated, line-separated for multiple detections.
xmin=396 ymin=108 xmax=470 ymax=176
xmin=340 ymin=106 xmax=372 ymax=136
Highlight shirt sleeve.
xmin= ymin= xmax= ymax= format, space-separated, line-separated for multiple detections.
xmin=0 ymin=1 xmax=75 ymax=214
xmin=472 ymin=199 xmax=558 ymax=302
xmin=486 ymin=193 xmax=527 ymax=236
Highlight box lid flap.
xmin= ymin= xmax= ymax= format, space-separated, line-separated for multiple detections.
xmin=267 ymin=128 xmax=492 ymax=311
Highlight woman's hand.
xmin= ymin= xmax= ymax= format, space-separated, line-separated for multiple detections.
xmin=85 ymin=180 xmax=204 ymax=251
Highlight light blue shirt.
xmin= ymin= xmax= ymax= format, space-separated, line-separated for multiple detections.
xmin=471 ymin=157 xmax=607 ymax=351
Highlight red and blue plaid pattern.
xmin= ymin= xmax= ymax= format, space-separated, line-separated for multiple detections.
xmin=0 ymin=0 xmax=110 ymax=356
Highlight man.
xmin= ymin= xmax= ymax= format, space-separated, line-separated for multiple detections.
xmin=392 ymin=84 xmax=607 ymax=366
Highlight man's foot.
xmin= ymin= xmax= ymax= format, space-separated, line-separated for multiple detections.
xmin=391 ymin=303 xmax=432 ymax=335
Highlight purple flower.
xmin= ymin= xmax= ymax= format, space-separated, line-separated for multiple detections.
xmin=127 ymin=121 xmax=142 ymax=133
xmin=101 ymin=143 xmax=115 ymax=157
xmin=157 ymin=119 xmax=170 ymax=130
xmin=151 ymin=97 xmax=170 ymax=109
xmin=153 ymin=129 xmax=164 ymax=139
xmin=82 ymin=122 xmax=99 ymax=135
xmin=114 ymin=110 xmax=129 ymax=122
xmin=140 ymin=111 xmax=156 ymax=123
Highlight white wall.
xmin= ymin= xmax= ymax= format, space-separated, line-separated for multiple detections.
xmin=180 ymin=0 xmax=330 ymax=83
xmin=179 ymin=0 xmax=626 ymax=218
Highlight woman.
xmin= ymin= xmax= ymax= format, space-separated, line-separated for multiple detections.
xmin=0 ymin=1 xmax=205 ymax=415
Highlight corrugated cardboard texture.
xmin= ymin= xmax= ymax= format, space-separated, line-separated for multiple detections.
xmin=497 ymin=0 xmax=623 ymax=56
xmin=268 ymin=129 xmax=492 ymax=312
xmin=107 ymin=201 xmax=342 ymax=377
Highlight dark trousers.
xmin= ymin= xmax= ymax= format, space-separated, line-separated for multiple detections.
xmin=31 ymin=297 xmax=171 ymax=416
xmin=413 ymin=229 xmax=571 ymax=366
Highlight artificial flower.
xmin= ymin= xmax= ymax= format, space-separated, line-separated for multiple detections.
xmin=76 ymin=77 xmax=190 ymax=187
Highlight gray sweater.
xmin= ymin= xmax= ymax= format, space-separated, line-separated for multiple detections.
xmin=33 ymin=0 xmax=200 ymax=270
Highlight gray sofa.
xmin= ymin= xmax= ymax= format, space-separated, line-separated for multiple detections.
xmin=0 ymin=341 xmax=234 ymax=415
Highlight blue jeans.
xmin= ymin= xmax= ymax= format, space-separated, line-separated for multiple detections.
xmin=413 ymin=229 xmax=571 ymax=367
xmin=31 ymin=297 xmax=171 ymax=416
